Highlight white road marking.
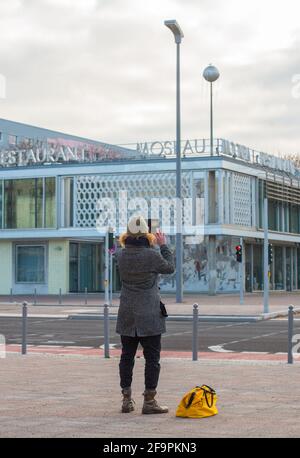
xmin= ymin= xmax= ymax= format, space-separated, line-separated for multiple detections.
xmin=45 ymin=340 xmax=75 ymax=344
xmin=208 ymin=345 xmax=234 ymax=353
xmin=207 ymin=323 xmax=300 ymax=353
xmin=100 ymin=343 xmax=117 ymax=349
xmin=272 ymin=318 xmax=300 ymax=321
xmin=13 ymin=344 xmax=95 ymax=349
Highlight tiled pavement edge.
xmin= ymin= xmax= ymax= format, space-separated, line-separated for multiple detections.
xmin=5 ymin=344 xmax=300 ymax=362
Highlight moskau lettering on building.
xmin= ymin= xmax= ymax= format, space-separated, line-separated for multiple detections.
xmin=137 ymin=138 xmax=297 ymax=176
xmin=136 ymin=139 xmax=206 ymax=156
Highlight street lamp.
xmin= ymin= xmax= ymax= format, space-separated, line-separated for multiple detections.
xmin=164 ymin=19 xmax=184 ymax=303
xmin=203 ymin=64 xmax=220 ymax=156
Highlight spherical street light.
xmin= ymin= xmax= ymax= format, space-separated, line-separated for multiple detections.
xmin=203 ymin=64 xmax=220 ymax=83
xmin=203 ymin=64 xmax=220 ymax=156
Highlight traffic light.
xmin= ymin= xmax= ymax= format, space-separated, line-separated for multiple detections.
xmin=268 ymin=244 xmax=273 ymax=265
xmin=235 ymin=245 xmax=242 ymax=263
xmin=108 ymin=231 xmax=115 ymax=250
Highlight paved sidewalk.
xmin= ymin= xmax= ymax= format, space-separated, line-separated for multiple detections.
xmin=1 ymin=291 xmax=300 ymax=318
xmin=0 ymin=353 xmax=299 ymax=438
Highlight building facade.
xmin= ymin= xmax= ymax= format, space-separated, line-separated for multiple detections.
xmin=1 ymin=118 xmax=300 ymax=295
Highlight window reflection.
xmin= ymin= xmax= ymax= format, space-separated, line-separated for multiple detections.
xmin=16 ymin=245 xmax=45 ymax=283
xmin=274 ymin=246 xmax=284 ymax=290
xmin=3 ymin=178 xmax=55 ymax=229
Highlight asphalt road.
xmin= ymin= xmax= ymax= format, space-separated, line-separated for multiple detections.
xmin=1 ymin=317 xmax=300 ymax=353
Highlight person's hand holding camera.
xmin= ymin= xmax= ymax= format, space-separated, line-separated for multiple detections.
xmin=155 ymin=229 xmax=167 ymax=247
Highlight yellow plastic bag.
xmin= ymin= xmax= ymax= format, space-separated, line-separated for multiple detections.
xmin=176 ymin=385 xmax=218 ymax=418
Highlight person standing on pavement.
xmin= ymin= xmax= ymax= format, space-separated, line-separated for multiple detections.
xmin=115 ymin=215 xmax=175 ymax=414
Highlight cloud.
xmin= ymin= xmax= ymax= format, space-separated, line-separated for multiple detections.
xmin=0 ymin=0 xmax=299 ymax=155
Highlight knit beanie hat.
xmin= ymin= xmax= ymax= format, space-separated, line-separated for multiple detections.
xmin=127 ymin=215 xmax=149 ymax=237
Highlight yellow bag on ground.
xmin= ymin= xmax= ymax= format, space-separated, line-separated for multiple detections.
xmin=176 ymin=385 xmax=218 ymax=418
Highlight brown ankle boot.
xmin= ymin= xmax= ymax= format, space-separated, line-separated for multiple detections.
xmin=142 ymin=389 xmax=168 ymax=414
xmin=121 ymin=387 xmax=135 ymax=413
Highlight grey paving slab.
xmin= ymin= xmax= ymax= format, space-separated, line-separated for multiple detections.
xmin=0 ymin=354 xmax=299 ymax=438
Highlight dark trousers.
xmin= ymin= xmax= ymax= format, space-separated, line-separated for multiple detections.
xmin=119 ymin=334 xmax=161 ymax=390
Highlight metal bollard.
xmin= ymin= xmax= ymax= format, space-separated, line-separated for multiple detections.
xmin=85 ymin=287 xmax=88 ymax=305
xmin=22 ymin=301 xmax=28 ymax=355
xmin=288 ymin=305 xmax=294 ymax=364
xmin=59 ymin=288 xmax=62 ymax=305
xmin=34 ymin=288 xmax=37 ymax=306
xmin=103 ymin=304 xmax=110 ymax=358
xmin=10 ymin=288 xmax=13 ymax=303
xmin=192 ymin=303 xmax=199 ymax=361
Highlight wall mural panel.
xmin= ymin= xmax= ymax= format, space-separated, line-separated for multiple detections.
xmin=158 ymin=236 xmax=240 ymax=293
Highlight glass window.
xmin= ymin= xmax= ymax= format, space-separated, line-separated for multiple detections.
xmin=4 ymin=178 xmax=43 ymax=229
xmin=8 ymin=134 xmax=17 ymax=145
xmin=274 ymin=246 xmax=284 ymax=290
xmin=293 ymin=247 xmax=297 ymax=290
xmin=297 ymin=248 xmax=300 ymax=289
xmin=69 ymin=242 xmax=103 ymax=292
xmin=258 ymin=180 xmax=264 ymax=229
xmin=45 ymin=177 xmax=56 ymax=227
xmin=0 ymin=180 xmax=2 ymax=228
xmin=284 ymin=204 xmax=289 ymax=232
xmin=208 ymin=171 xmax=217 ymax=223
xmin=223 ymin=175 xmax=226 ymax=223
xmin=290 ymin=205 xmax=299 ymax=234
xmin=36 ymin=178 xmax=43 ymax=227
xmin=23 ymin=137 xmax=33 ymax=147
xmin=245 ymin=244 xmax=252 ymax=292
xmin=69 ymin=243 xmax=79 ymax=292
xmin=268 ymin=200 xmax=276 ymax=231
xmin=286 ymin=247 xmax=292 ymax=291
xmin=16 ymin=245 xmax=45 ymax=283
xmin=63 ymin=177 xmax=74 ymax=227
xmin=277 ymin=202 xmax=283 ymax=232
xmin=253 ymin=244 xmax=263 ymax=290
xmin=4 ymin=177 xmax=55 ymax=229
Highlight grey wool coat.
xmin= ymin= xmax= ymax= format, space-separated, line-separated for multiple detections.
xmin=115 ymin=244 xmax=175 ymax=337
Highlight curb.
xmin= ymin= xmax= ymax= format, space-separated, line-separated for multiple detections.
xmin=0 ymin=313 xmax=262 ymax=322
xmin=67 ymin=314 xmax=259 ymax=322
xmin=0 ymin=308 xmax=299 ymax=322
xmin=261 ymin=306 xmax=300 ymax=321
xmin=67 ymin=307 xmax=300 ymax=322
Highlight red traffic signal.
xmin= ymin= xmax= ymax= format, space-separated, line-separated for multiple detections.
xmin=235 ymin=245 xmax=242 ymax=263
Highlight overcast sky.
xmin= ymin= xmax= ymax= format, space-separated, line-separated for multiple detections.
xmin=0 ymin=0 xmax=300 ymax=155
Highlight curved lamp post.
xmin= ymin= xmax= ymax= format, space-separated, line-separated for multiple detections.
xmin=164 ymin=19 xmax=184 ymax=303
xmin=203 ymin=64 xmax=220 ymax=156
